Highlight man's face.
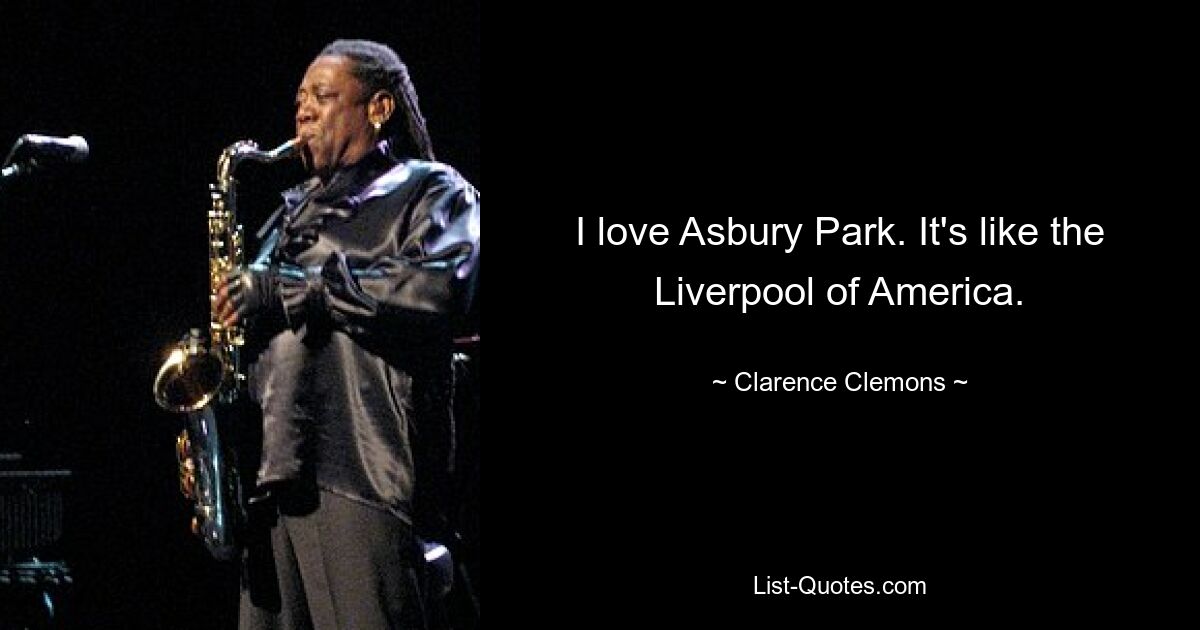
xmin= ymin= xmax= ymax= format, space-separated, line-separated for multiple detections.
xmin=295 ymin=55 xmax=374 ymax=177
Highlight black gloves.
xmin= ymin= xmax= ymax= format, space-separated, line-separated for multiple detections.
xmin=225 ymin=267 xmax=283 ymax=323
xmin=223 ymin=254 xmax=376 ymax=333
xmin=279 ymin=252 xmax=377 ymax=333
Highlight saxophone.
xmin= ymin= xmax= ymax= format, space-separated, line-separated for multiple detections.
xmin=152 ymin=138 xmax=303 ymax=560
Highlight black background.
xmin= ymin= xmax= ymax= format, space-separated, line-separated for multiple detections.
xmin=491 ymin=5 xmax=1177 ymax=627
xmin=1 ymin=2 xmax=1180 ymax=628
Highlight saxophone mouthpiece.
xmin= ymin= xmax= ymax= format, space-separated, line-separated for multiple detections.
xmin=266 ymin=136 xmax=307 ymax=161
xmin=292 ymin=134 xmax=314 ymax=169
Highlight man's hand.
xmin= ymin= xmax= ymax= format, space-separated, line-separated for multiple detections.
xmin=215 ymin=268 xmax=280 ymax=328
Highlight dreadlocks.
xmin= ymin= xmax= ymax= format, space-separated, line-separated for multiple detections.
xmin=320 ymin=39 xmax=436 ymax=161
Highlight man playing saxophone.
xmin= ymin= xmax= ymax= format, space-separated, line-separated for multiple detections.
xmin=214 ymin=39 xmax=479 ymax=630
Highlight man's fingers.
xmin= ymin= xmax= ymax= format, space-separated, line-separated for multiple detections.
xmin=213 ymin=271 xmax=249 ymax=328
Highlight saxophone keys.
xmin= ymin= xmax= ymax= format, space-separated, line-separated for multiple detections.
xmin=175 ymin=430 xmax=191 ymax=463
xmin=179 ymin=459 xmax=197 ymax=499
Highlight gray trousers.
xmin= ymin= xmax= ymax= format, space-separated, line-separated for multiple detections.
xmin=239 ymin=488 xmax=426 ymax=630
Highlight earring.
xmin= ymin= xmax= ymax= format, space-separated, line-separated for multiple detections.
xmin=372 ymin=120 xmax=382 ymax=132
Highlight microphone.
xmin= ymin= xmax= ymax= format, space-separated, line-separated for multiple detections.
xmin=15 ymin=134 xmax=90 ymax=163
xmin=1 ymin=134 xmax=89 ymax=182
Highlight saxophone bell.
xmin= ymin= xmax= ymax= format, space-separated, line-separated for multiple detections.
xmin=153 ymin=329 xmax=225 ymax=413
